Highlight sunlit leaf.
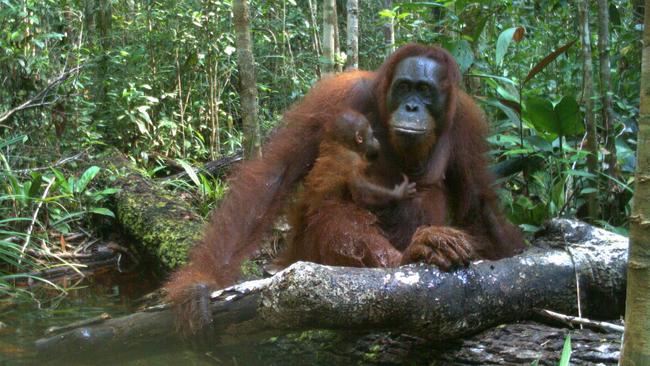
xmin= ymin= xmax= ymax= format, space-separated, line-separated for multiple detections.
xmin=177 ymin=159 xmax=201 ymax=188
xmin=89 ymin=208 xmax=115 ymax=218
xmin=496 ymin=27 xmax=525 ymax=67
xmin=558 ymin=334 xmax=571 ymax=366
xmin=76 ymin=166 xmax=101 ymax=193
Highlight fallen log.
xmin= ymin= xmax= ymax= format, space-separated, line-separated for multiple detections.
xmin=34 ymin=219 xmax=627 ymax=363
xmin=110 ymin=154 xmax=205 ymax=270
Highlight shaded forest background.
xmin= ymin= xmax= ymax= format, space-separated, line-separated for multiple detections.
xmin=0 ymin=0 xmax=644 ymax=297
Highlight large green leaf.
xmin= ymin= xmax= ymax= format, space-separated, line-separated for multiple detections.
xmin=449 ymin=40 xmax=474 ymax=74
xmin=524 ymin=96 xmax=583 ymax=137
xmin=76 ymin=166 xmax=101 ymax=193
xmin=496 ymin=27 xmax=524 ymax=67
xmin=525 ymin=96 xmax=555 ymax=135
xmin=554 ymin=96 xmax=582 ymax=136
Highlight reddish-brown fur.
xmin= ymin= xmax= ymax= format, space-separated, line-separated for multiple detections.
xmin=281 ymin=111 xmax=414 ymax=267
xmin=165 ymin=44 xmax=524 ymax=336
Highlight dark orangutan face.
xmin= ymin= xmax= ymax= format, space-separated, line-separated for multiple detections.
xmin=356 ymin=122 xmax=380 ymax=160
xmin=386 ymin=57 xmax=448 ymax=147
xmin=332 ymin=110 xmax=380 ymax=160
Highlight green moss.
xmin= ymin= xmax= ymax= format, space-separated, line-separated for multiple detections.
xmin=115 ymin=175 xmax=205 ymax=271
xmin=240 ymin=259 xmax=264 ymax=278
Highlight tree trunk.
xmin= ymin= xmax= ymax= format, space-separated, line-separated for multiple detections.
xmin=578 ymin=0 xmax=599 ymax=221
xmin=383 ymin=0 xmax=395 ymax=55
xmin=322 ymin=0 xmax=337 ymax=73
xmin=346 ymin=0 xmax=359 ymax=70
xmin=307 ymin=0 xmax=322 ymax=78
xmin=620 ymin=1 xmax=650 ymax=364
xmin=596 ymin=0 xmax=618 ymax=183
xmin=233 ymin=0 xmax=262 ymax=159
xmin=35 ymin=219 xmax=628 ymax=363
xmin=93 ymin=0 xmax=111 ymax=120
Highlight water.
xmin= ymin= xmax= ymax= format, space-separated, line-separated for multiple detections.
xmin=0 ymin=268 xmax=431 ymax=365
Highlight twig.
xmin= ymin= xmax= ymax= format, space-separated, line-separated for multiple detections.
xmin=45 ymin=313 xmax=111 ymax=335
xmin=11 ymin=151 xmax=86 ymax=174
xmin=19 ymin=178 xmax=55 ymax=263
xmin=536 ymin=309 xmax=624 ymax=333
xmin=0 ymin=65 xmax=84 ymax=123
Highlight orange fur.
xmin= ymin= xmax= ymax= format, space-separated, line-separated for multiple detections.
xmin=165 ymin=44 xmax=524 ymax=337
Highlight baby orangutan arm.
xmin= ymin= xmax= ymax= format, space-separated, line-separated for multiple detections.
xmin=349 ymin=173 xmax=416 ymax=207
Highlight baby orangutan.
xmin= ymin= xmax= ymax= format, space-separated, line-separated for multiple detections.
xmin=279 ymin=110 xmax=416 ymax=266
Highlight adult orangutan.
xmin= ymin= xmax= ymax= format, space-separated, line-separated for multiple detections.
xmin=165 ymin=44 xmax=524 ymax=336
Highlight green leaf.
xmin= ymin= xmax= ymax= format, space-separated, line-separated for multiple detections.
xmin=481 ymin=98 xmax=520 ymax=126
xmin=137 ymin=105 xmax=152 ymax=124
xmin=76 ymin=166 xmax=100 ymax=193
xmin=28 ymin=173 xmax=43 ymax=198
xmin=89 ymin=208 xmax=115 ymax=218
xmin=496 ymin=27 xmax=517 ymax=67
xmin=524 ymin=96 xmax=583 ymax=138
xmin=177 ymin=159 xmax=201 ymax=188
xmin=0 ymin=134 xmax=27 ymax=149
xmin=51 ymin=168 xmax=71 ymax=194
xmin=580 ymin=187 xmax=598 ymax=194
xmin=565 ymin=170 xmax=596 ymax=178
xmin=554 ymin=96 xmax=583 ymax=136
xmin=96 ymin=188 xmax=121 ymax=196
xmin=449 ymin=40 xmax=473 ymax=74
xmin=496 ymin=85 xmax=520 ymax=103
xmin=378 ymin=9 xmax=396 ymax=18
xmin=467 ymin=73 xmax=517 ymax=87
xmin=558 ymin=334 xmax=571 ymax=366
xmin=525 ymin=96 xmax=555 ymax=134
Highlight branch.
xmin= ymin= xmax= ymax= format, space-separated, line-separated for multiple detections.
xmin=0 ymin=65 xmax=84 ymax=123
xmin=536 ymin=308 xmax=624 ymax=333
xmin=34 ymin=219 xmax=628 ymax=362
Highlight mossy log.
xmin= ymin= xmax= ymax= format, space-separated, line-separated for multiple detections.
xmin=111 ymin=156 xmax=205 ymax=270
xmin=35 ymin=219 xmax=627 ymax=364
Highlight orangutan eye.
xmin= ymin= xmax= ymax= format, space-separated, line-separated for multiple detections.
xmin=418 ymin=83 xmax=431 ymax=94
xmin=396 ymin=81 xmax=410 ymax=93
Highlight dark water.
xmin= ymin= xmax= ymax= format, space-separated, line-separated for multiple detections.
xmin=0 ymin=269 xmax=215 ymax=365
xmin=0 ymin=268 xmax=428 ymax=365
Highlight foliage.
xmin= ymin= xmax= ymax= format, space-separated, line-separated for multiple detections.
xmin=0 ymin=0 xmax=642 ymax=295
xmin=0 ymin=135 xmax=117 ymax=298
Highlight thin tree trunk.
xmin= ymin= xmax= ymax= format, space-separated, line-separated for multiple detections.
xmin=383 ymin=0 xmax=395 ymax=55
xmin=307 ymin=0 xmax=322 ymax=78
xmin=346 ymin=0 xmax=359 ymax=70
xmin=578 ymin=0 xmax=599 ymax=221
xmin=333 ymin=2 xmax=340 ymax=72
xmin=596 ymin=0 xmax=619 ymax=182
xmin=322 ymin=0 xmax=337 ymax=73
xmin=233 ymin=0 xmax=261 ymax=158
xmin=94 ymin=0 xmax=111 ymax=119
xmin=83 ymin=0 xmax=95 ymax=46
xmin=620 ymin=1 xmax=650 ymax=364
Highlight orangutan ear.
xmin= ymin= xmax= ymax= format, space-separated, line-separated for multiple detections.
xmin=355 ymin=131 xmax=364 ymax=145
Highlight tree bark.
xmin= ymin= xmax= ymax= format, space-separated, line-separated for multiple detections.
xmin=578 ymin=0 xmax=600 ymax=220
xmin=346 ymin=0 xmax=359 ymax=70
xmin=322 ymin=0 xmax=337 ymax=73
xmin=233 ymin=0 xmax=262 ymax=159
xmin=35 ymin=219 xmax=627 ymax=363
xmin=383 ymin=0 xmax=395 ymax=55
xmin=596 ymin=0 xmax=619 ymax=182
xmin=620 ymin=1 xmax=650 ymax=364
xmin=93 ymin=0 xmax=111 ymax=120
xmin=307 ymin=0 xmax=322 ymax=78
